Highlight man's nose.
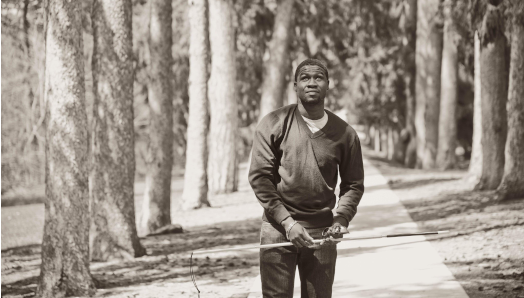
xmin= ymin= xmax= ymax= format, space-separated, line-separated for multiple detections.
xmin=306 ymin=78 xmax=318 ymax=86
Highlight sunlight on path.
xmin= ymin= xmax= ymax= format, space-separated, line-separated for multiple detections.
xmin=246 ymin=158 xmax=469 ymax=298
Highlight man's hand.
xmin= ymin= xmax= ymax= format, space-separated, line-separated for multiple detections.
xmin=282 ymin=218 xmax=315 ymax=248
xmin=321 ymin=217 xmax=349 ymax=246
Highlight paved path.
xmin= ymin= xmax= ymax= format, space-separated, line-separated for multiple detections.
xmin=246 ymin=158 xmax=469 ymax=298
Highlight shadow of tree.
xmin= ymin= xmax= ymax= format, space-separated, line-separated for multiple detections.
xmin=1 ymin=217 xmax=263 ymax=296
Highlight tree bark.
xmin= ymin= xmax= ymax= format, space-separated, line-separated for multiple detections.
xmin=436 ymin=0 xmax=458 ymax=170
xmin=37 ymin=0 xmax=96 ymax=296
xmin=475 ymin=2 xmax=508 ymax=190
xmin=182 ymin=0 xmax=211 ymax=209
xmin=258 ymin=0 xmax=294 ymax=121
xmin=403 ymin=0 xmax=417 ymax=168
xmin=91 ymin=0 xmax=145 ymax=260
xmin=415 ymin=0 xmax=443 ymax=169
xmin=140 ymin=0 xmax=174 ymax=234
xmin=497 ymin=2 xmax=524 ymax=200
xmin=208 ymin=0 xmax=238 ymax=194
xmin=467 ymin=31 xmax=483 ymax=185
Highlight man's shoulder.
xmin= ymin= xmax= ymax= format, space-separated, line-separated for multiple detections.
xmin=325 ymin=110 xmax=358 ymax=138
xmin=257 ymin=104 xmax=297 ymax=130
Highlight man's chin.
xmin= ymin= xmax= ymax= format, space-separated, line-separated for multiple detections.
xmin=300 ymin=97 xmax=323 ymax=106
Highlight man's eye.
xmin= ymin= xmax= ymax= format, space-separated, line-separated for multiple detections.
xmin=316 ymin=77 xmax=323 ymax=81
xmin=300 ymin=77 xmax=308 ymax=81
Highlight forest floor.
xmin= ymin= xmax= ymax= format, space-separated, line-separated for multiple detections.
xmin=2 ymin=149 xmax=524 ymax=298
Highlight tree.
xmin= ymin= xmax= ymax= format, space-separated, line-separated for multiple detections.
xmin=467 ymin=30 xmax=483 ymax=185
xmin=140 ymin=0 xmax=175 ymax=233
xmin=497 ymin=0 xmax=524 ymax=199
xmin=37 ymin=0 xmax=96 ymax=296
xmin=402 ymin=0 xmax=418 ymax=168
xmin=208 ymin=0 xmax=239 ymax=194
xmin=415 ymin=0 xmax=443 ymax=169
xmin=91 ymin=0 xmax=146 ymax=260
xmin=436 ymin=0 xmax=458 ymax=169
xmin=475 ymin=0 xmax=507 ymax=190
xmin=258 ymin=0 xmax=295 ymax=120
xmin=182 ymin=0 xmax=211 ymax=209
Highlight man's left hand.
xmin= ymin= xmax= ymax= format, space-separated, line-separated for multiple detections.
xmin=320 ymin=218 xmax=349 ymax=246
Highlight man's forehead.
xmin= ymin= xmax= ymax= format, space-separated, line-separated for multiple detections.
xmin=297 ymin=65 xmax=327 ymax=76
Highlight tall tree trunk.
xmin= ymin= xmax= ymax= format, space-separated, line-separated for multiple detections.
xmin=258 ymin=0 xmax=294 ymax=120
xmin=37 ymin=0 xmax=96 ymax=296
xmin=436 ymin=0 xmax=458 ymax=169
xmin=467 ymin=31 xmax=483 ymax=185
xmin=208 ymin=0 xmax=238 ymax=194
xmin=475 ymin=2 xmax=507 ymax=190
xmin=140 ymin=0 xmax=174 ymax=233
xmin=403 ymin=0 xmax=417 ymax=168
xmin=182 ymin=0 xmax=211 ymax=209
xmin=415 ymin=0 xmax=443 ymax=169
xmin=497 ymin=1 xmax=524 ymax=200
xmin=91 ymin=0 xmax=145 ymax=260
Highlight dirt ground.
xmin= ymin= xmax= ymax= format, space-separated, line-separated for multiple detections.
xmin=2 ymin=151 xmax=524 ymax=297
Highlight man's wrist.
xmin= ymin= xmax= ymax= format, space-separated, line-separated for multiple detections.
xmin=333 ymin=216 xmax=349 ymax=227
xmin=281 ymin=217 xmax=295 ymax=230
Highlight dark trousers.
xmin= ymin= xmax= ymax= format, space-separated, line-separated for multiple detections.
xmin=259 ymin=222 xmax=337 ymax=298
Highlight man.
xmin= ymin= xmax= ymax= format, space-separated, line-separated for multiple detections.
xmin=248 ymin=58 xmax=365 ymax=297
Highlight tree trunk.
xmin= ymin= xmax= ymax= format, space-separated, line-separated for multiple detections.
xmin=436 ymin=0 xmax=458 ymax=170
xmin=497 ymin=2 xmax=524 ymax=200
xmin=475 ymin=2 xmax=507 ymax=190
xmin=258 ymin=0 xmax=294 ymax=120
xmin=182 ymin=0 xmax=211 ymax=209
xmin=403 ymin=0 xmax=417 ymax=168
xmin=37 ymin=0 xmax=96 ymax=296
xmin=91 ymin=0 xmax=145 ymax=260
xmin=387 ymin=127 xmax=395 ymax=160
xmin=374 ymin=125 xmax=381 ymax=153
xmin=467 ymin=31 xmax=483 ymax=185
xmin=208 ymin=0 xmax=238 ymax=194
xmin=140 ymin=0 xmax=174 ymax=234
xmin=415 ymin=0 xmax=443 ymax=169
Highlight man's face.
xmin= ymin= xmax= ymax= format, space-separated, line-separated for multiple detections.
xmin=293 ymin=65 xmax=329 ymax=106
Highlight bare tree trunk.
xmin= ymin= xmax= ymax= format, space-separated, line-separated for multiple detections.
xmin=140 ymin=0 xmax=174 ymax=234
xmin=387 ymin=127 xmax=395 ymax=160
xmin=467 ymin=31 xmax=483 ymax=185
xmin=208 ymin=0 xmax=238 ymax=194
xmin=381 ymin=126 xmax=388 ymax=156
xmin=403 ymin=0 xmax=417 ymax=168
xmin=258 ymin=0 xmax=294 ymax=120
xmin=415 ymin=0 xmax=443 ymax=169
xmin=497 ymin=1 xmax=524 ymax=200
xmin=475 ymin=2 xmax=507 ymax=190
xmin=37 ymin=0 xmax=96 ymax=296
xmin=91 ymin=0 xmax=145 ymax=260
xmin=436 ymin=0 xmax=458 ymax=170
xmin=182 ymin=0 xmax=211 ymax=209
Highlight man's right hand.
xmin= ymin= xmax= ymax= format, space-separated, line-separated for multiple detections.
xmin=282 ymin=218 xmax=315 ymax=248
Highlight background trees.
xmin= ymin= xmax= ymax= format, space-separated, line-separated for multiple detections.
xmin=37 ymin=0 xmax=95 ymax=296
xmin=207 ymin=0 xmax=239 ymax=195
xmin=182 ymin=0 xmax=211 ymax=209
xmin=139 ymin=0 xmax=175 ymax=235
xmin=91 ymin=0 xmax=145 ymax=260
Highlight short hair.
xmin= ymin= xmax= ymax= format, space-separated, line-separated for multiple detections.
xmin=294 ymin=58 xmax=329 ymax=82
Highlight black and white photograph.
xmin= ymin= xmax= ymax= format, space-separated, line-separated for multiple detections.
xmin=1 ymin=0 xmax=523 ymax=297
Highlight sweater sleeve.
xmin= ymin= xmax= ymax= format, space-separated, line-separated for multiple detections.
xmin=248 ymin=116 xmax=291 ymax=225
xmin=335 ymin=134 xmax=365 ymax=225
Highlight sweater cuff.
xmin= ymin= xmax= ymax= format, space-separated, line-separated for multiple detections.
xmin=333 ymin=214 xmax=351 ymax=227
xmin=272 ymin=205 xmax=292 ymax=226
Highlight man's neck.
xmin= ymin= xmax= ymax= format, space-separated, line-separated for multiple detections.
xmin=297 ymin=101 xmax=325 ymax=120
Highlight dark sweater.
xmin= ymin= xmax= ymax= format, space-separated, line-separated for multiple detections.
xmin=248 ymin=104 xmax=365 ymax=228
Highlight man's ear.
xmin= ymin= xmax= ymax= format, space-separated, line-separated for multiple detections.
xmin=293 ymin=82 xmax=297 ymax=92
xmin=327 ymin=80 xmax=330 ymax=91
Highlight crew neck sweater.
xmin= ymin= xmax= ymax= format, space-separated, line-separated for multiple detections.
xmin=248 ymin=104 xmax=365 ymax=228
xmin=302 ymin=112 xmax=328 ymax=133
